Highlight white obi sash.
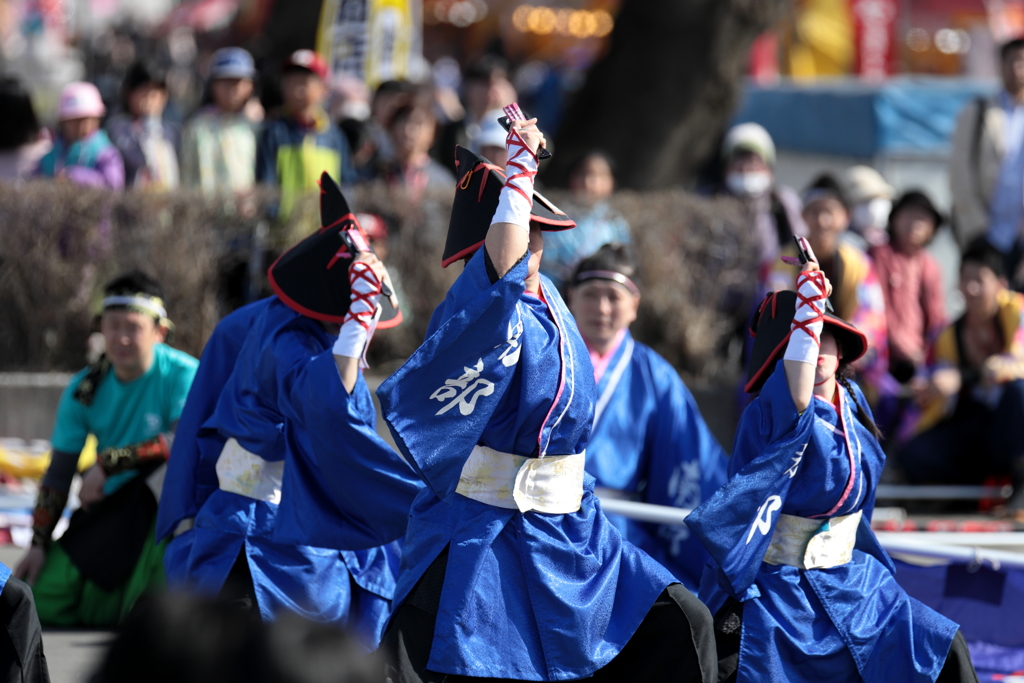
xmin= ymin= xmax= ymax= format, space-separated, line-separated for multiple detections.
xmin=215 ymin=438 xmax=284 ymax=505
xmin=455 ymin=445 xmax=585 ymax=514
xmin=763 ymin=510 xmax=862 ymax=570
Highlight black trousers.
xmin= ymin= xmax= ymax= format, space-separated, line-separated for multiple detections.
xmin=382 ymin=547 xmax=717 ymax=683
xmin=713 ymin=599 xmax=979 ymax=683
xmin=900 ymin=380 xmax=1024 ymax=493
xmin=0 ymin=578 xmax=49 ymax=683
xmin=218 ymin=550 xmax=261 ymax=622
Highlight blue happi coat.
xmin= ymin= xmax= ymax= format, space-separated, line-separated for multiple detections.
xmin=586 ymin=331 xmax=728 ymax=590
xmin=158 ymin=299 xmax=267 ymax=549
xmin=158 ymin=297 xmax=421 ymax=646
xmin=687 ymin=364 xmax=958 ymax=683
xmin=377 ymin=250 xmax=678 ymax=681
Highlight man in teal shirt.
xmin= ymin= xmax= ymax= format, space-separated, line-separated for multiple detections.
xmin=14 ymin=271 xmax=198 ymax=626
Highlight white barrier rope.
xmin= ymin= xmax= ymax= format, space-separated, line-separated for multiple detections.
xmin=594 ymin=494 xmax=1024 ymax=571
xmin=875 ymin=484 xmax=1012 ymax=500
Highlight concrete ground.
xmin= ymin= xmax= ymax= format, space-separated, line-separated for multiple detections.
xmin=0 ymin=545 xmax=112 ymax=683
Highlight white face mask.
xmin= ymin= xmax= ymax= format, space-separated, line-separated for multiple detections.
xmin=851 ymin=197 xmax=892 ymax=231
xmin=726 ymin=171 xmax=772 ymax=198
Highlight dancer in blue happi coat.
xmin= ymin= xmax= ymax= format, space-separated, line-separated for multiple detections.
xmin=686 ymin=259 xmax=979 ymax=683
xmin=376 ymin=114 xmax=716 ymax=682
xmin=156 ymin=173 xmax=420 ymax=646
xmin=565 ymin=244 xmax=728 ymax=590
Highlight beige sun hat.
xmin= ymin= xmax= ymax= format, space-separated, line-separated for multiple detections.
xmin=841 ymin=165 xmax=895 ymax=205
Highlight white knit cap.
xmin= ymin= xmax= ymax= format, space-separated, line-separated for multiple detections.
xmin=472 ymin=109 xmax=510 ymax=151
xmin=722 ymin=122 xmax=776 ymax=166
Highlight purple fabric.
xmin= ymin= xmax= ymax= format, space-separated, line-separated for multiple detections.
xmin=63 ymin=145 xmax=125 ymax=189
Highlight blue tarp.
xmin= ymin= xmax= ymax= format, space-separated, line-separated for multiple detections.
xmin=894 ymin=558 xmax=1024 ymax=680
xmin=733 ymin=78 xmax=1000 ymax=158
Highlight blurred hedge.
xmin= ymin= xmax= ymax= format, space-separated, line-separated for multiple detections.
xmin=0 ymin=181 xmax=758 ymax=382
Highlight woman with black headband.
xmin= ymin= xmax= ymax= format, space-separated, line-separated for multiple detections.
xmin=686 ymin=260 xmax=978 ymax=683
xmin=16 ymin=271 xmax=199 ymax=627
xmin=566 ymin=243 xmax=727 ymax=590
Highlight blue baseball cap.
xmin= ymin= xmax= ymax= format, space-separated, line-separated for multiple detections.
xmin=208 ymin=47 xmax=256 ymax=80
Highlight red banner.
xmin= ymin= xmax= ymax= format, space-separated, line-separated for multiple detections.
xmin=851 ymin=0 xmax=899 ymax=80
xmin=748 ymin=31 xmax=780 ymax=85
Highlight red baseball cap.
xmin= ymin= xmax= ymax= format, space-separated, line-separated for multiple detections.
xmin=282 ymin=49 xmax=328 ymax=80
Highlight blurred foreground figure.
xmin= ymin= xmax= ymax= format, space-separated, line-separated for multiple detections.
xmin=92 ymin=592 xmax=379 ymax=683
xmin=157 ymin=173 xmax=419 ymax=646
xmin=688 ymin=261 xmax=978 ymax=683
xmin=0 ymin=570 xmax=50 ymax=683
xmin=901 ymin=239 xmax=1024 ymax=519
xmin=376 ymin=113 xmax=716 ymax=682
xmin=16 ymin=272 xmax=198 ymax=626
xmin=566 ymin=244 xmax=727 ymax=590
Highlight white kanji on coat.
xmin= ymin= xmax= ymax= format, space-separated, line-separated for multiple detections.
xmin=659 ymin=523 xmax=691 ymax=555
xmin=746 ymin=495 xmax=782 ymax=544
xmin=786 ymin=443 xmax=808 ymax=479
xmin=667 ymin=460 xmax=702 ymax=510
xmin=497 ymin=306 xmax=524 ymax=367
xmin=430 ymin=359 xmax=496 ymax=416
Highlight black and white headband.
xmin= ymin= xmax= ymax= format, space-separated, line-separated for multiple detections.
xmin=101 ymin=294 xmax=174 ymax=336
xmin=573 ymin=270 xmax=640 ymax=297
xmin=102 ymin=294 xmax=167 ymax=320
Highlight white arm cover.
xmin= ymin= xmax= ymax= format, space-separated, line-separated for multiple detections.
xmin=333 ymin=260 xmax=382 ymax=361
xmin=783 ymin=270 xmax=827 ymax=366
xmin=490 ymin=127 xmax=538 ymax=232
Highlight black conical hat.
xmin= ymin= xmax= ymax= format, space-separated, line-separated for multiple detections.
xmin=441 ymin=145 xmax=576 ymax=268
xmin=268 ymin=172 xmax=402 ymax=327
xmin=744 ymin=290 xmax=868 ymax=393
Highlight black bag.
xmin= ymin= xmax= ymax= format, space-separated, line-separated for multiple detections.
xmin=58 ymin=466 xmax=158 ymax=591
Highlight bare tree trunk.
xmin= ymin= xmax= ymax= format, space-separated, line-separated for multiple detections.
xmin=546 ymin=0 xmax=792 ymax=190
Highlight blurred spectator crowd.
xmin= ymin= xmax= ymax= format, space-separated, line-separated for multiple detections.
xmin=3 ymin=31 xmax=1024 ymax=513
